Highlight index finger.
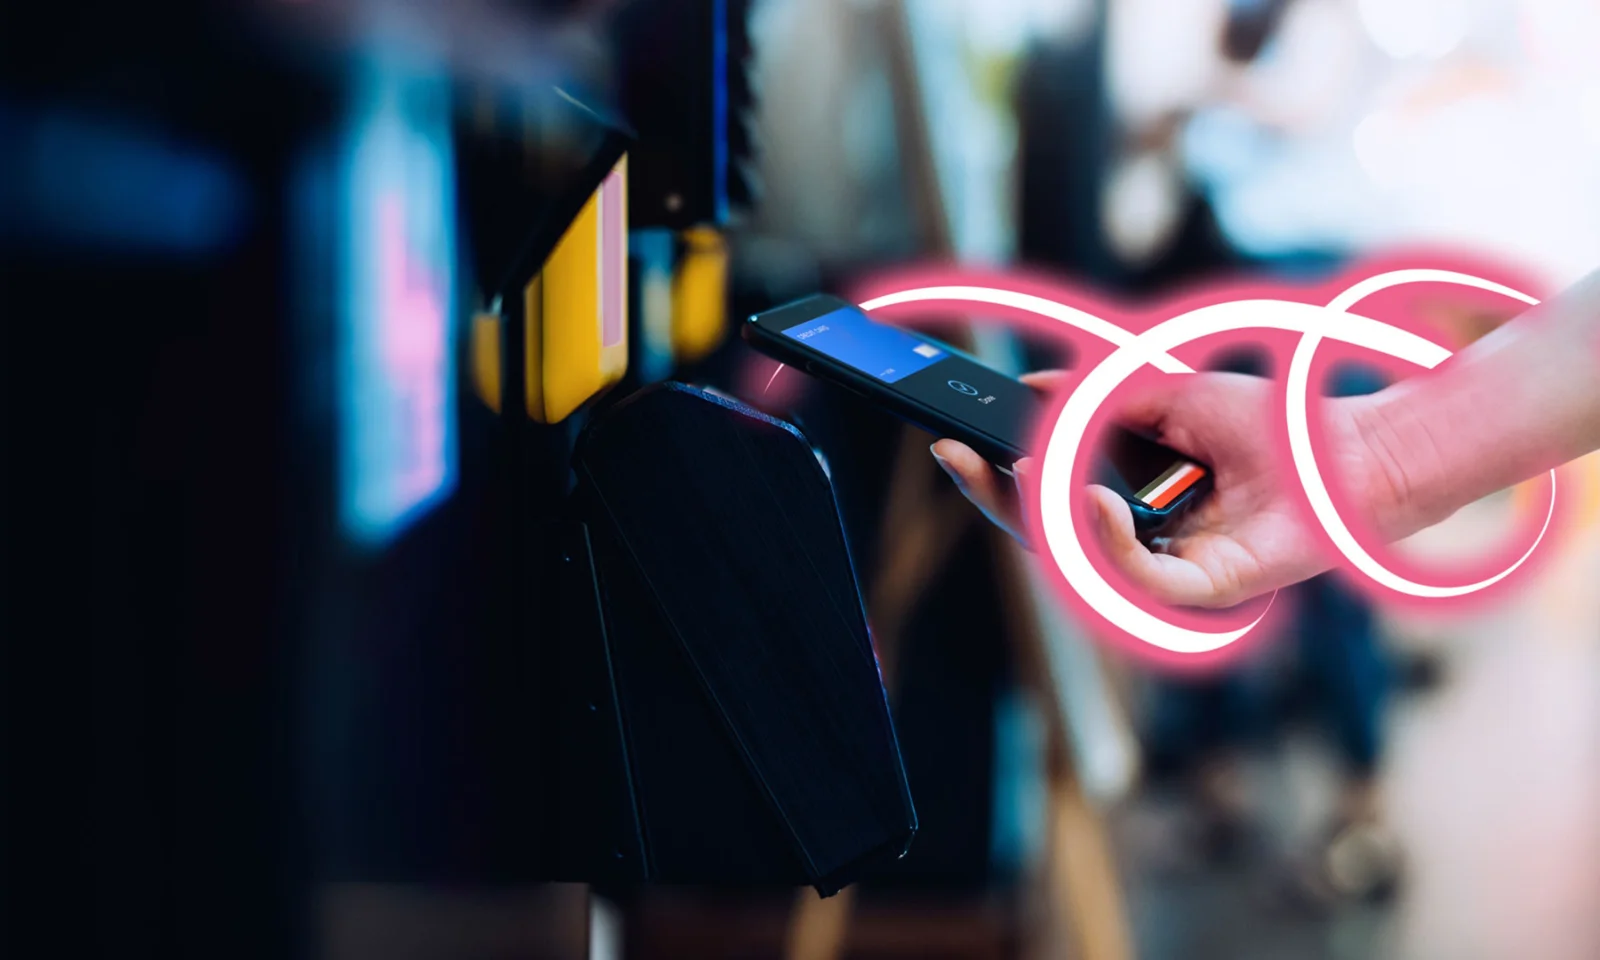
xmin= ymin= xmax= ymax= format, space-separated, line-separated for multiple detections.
xmin=931 ymin=439 xmax=1029 ymax=545
xmin=1020 ymin=369 xmax=1071 ymax=392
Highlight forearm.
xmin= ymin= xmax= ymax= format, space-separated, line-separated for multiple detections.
xmin=1360 ymin=268 xmax=1600 ymax=538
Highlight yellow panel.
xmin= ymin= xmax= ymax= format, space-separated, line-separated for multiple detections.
xmin=523 ymin=274 xmax=545 ymax=422
xmin=537 ymin=190 xmax=600 ymax=423
xmin=528 ymin=154 xmax=630 ymax=424
xmin=470 ymin=311 xmax=502 ymax=414
xmin=672 ymin=225 xmax=728 ymax=363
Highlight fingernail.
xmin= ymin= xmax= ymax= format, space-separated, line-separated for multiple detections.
xmin=930 ymin=445 xmax=960 ymax=483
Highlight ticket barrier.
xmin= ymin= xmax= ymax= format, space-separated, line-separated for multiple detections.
xmin=542 ymin=382 xmax=918 ymax=894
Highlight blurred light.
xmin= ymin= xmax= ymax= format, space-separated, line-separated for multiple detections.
xmin=1032 ymin=0 xmax=1099 ymax=45
xmin=631 ymin=228 xmax=676 ymax=384
xmin=962 ymin=0 xmax=1095 ymax=51
xmin=590 ymin=896 xmax=623 ymax=960
xmin=1520 ymin=0 xmax=1600 ymax=82
xmin=1201 ymin=130 xmax=1383 ymax=257
xmin=1251 ymin=0 xmax=1365 ymax=123
xmin=1352 ymin=109 xmax=1406 ymax=188
xmin=989 ymin=691 xmax=1046 ymax=873
xmin=713 ymin=0 xmax=729 ymax=224
xmin=1182 ymin=0 xmax=1600 ymax=285
xmin=1357 ymin=0 xmax=1472 ymax=60
xmin=671 ymin=226 xmax=729 ymax=362
xmin=1582 ymin=86 xmax=1600 ymax=146
xmin=0 ymin=105 xmax=247 ymax=253
xmin=1106 ymin=0 xmax=1227 ymax=125
xmin=339 ymin=52 xmax=457 ymax=547
xmin=1182 ymin=108 xmax=1272 ymax=186
xmin=1101 ymin=150 xmax=1182 ymax=267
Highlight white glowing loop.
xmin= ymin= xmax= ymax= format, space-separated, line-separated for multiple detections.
xmin=860 ymin=270 xmax=1555 ymax=655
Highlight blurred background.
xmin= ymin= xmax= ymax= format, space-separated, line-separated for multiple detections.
xmin=7 ymin=1 xmax=1600 ymax=958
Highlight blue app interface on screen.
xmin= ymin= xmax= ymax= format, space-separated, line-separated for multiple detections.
xmin=782 ymin=306 xmax=947 ymax=383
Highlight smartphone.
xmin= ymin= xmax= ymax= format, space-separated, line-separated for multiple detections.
xmin=743 ymin=293 xmax=1211 ymax=535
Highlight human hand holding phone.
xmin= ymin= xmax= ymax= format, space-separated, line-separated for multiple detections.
xmin=746 ymin=283 xmax=1600 ymax=610
xmin=935 ymin=370 xmax=1404 ymax=610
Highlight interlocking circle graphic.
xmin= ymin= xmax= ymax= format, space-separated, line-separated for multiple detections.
xmin=859 ymin=267 xmax=1557 ymax=657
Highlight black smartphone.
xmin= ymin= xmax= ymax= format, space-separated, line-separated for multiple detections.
xmin=743 ymin=293 xmax=1211 ymax=535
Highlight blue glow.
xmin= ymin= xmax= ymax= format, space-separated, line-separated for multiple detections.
xmin=989 ymin=691 xmax=1045 ymax=874
xmin=783 ymin=305 xmax=948 ymax=383
xmin=713 ymin=0 xmax=729 ymax=224
xmin=0 ymin=104 xmax=246 ymax=253
xmin=1181 ymin=108 xmax=1271 ymax=185
xmin=338 ymin=55 xmax=458 ymax=547
xmin=631 ymin=228 xmax=677 ymax=383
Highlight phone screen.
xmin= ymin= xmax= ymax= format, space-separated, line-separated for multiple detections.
xmin=752 ymin=297 xmax=1209 ymax=529
xmin=779 ymin=304 xmax=1040 ymax=457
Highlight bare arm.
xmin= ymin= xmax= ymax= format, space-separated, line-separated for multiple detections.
xmin=1360 ymin=267 xmax=1600 ymax=539
xmin=933 ymin=267 xmax=1600 ymax=608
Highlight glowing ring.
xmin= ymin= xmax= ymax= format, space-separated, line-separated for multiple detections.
xmin=861 ymin=270 xmax=1555 ymax=655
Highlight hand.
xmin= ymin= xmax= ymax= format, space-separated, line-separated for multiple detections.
xmin=932 ymin=370 xmax=1403 ymax=609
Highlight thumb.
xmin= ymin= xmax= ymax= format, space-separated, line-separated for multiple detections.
xmin=1086 ymin=483 xmax=1143 ymax=564
xmin=1084 ymin=483 xmax=1225 ymax=608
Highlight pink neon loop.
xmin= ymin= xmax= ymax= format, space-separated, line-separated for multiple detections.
xmin=858 ymin=269 xmax=1555 ymax=657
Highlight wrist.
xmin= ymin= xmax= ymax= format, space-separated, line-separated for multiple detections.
xmin=1342 ymin=389 xmax=1451 ymax=542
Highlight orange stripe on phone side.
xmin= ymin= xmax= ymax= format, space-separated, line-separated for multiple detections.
xmin=1146 ymin=463 xmax=1204 ymax=510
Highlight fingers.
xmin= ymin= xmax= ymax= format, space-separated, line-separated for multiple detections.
xmin=1084 ymin=485 xmax=1230 ymax=608
xmin=932 ymin=449 xmax=1240 ymax=607
xmin=1012 ymin=457 xmax=1037 ymax=536
xmin=938 ymin=368 xmax=1239 ymax=607
xmin=1030 ymin=367 xmax=1180 ymax=438
xmin=1020 ymin=369 xmax=1072 ymax=392
xmin=1106 ymin=379 xmax=1182 ymax=432
xmin=931 ymin=439 xmax=1029 ymax=545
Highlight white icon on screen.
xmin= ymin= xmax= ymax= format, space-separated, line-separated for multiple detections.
xmin=913 ymin=343 xmax=941 ymax=358
xmin=948 ymin=380 xmax=979 ymax=396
